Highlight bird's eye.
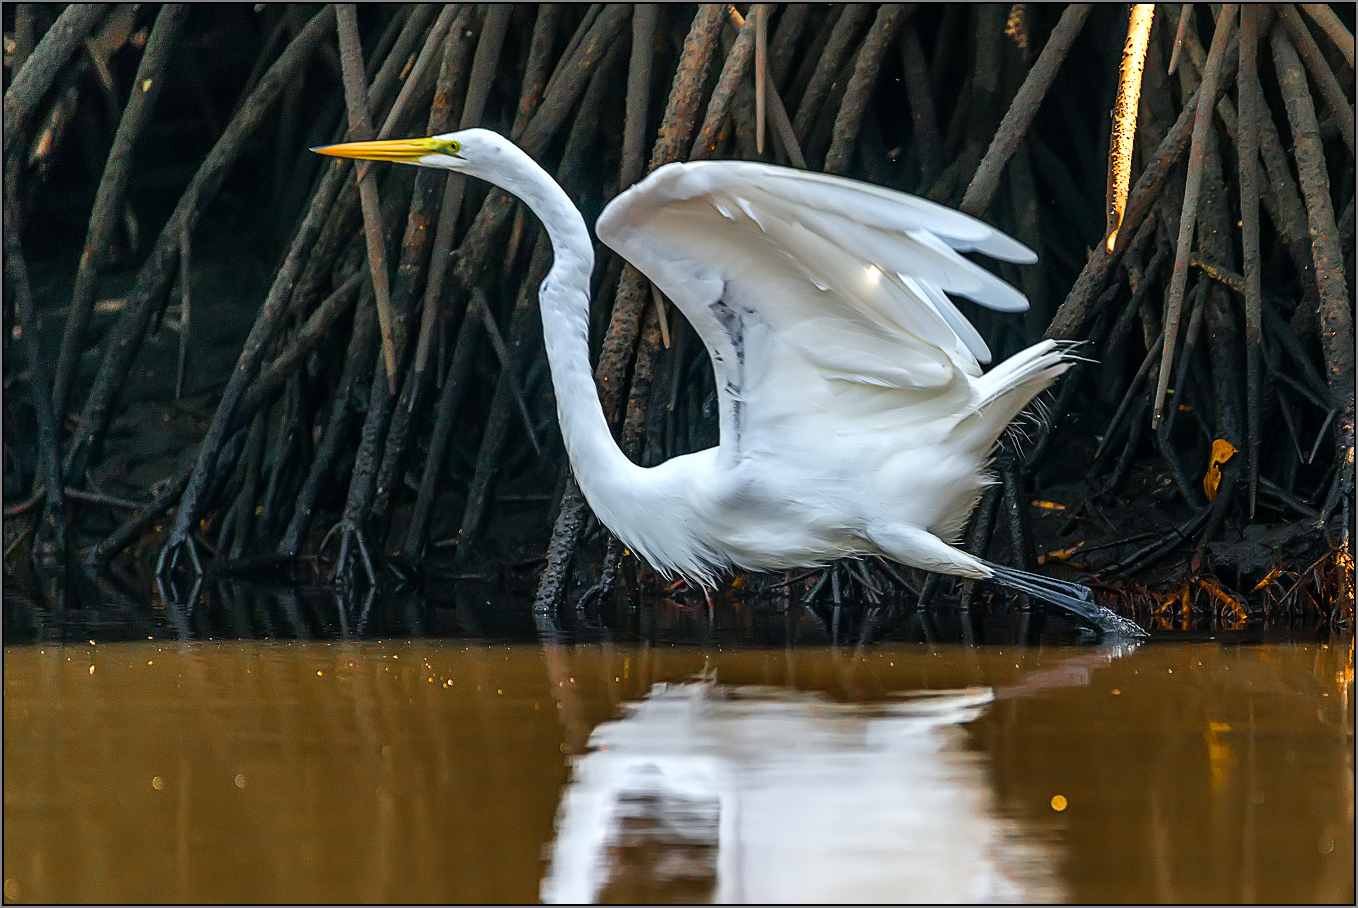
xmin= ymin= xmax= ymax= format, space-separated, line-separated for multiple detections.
xmin=442 ymin=139 xmax=461 ymax=155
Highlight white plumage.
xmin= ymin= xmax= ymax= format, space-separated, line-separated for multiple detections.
xmin=315 ymin=128 xmax=1146 ymax=638
xmin=592 ymin=158 xmax=1066 ymax=581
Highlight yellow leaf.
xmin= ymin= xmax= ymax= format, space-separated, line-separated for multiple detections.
xmin=1203 ymin=439 xmax=1236 ymax=501
xmin=1039 ymin=543 xmax=1085 ymax=565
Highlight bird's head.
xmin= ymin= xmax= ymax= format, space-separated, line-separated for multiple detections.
xmin=312 ymin=127 xmax=504 ymax=177
xmin=314 ymin=126 xmax=586 ymax=250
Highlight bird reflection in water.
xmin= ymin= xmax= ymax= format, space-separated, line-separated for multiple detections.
xmin=542 ymin=679 xmax=1065 ymax=903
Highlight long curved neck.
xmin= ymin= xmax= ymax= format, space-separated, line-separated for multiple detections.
xmin=473 ymin=137 xmax=641 ymax=510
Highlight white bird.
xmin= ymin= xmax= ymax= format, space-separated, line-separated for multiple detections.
xmin=316 ymin=129 xmax=1145 ymax=638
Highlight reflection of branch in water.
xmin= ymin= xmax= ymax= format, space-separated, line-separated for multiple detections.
xmin=600 ymin=643 xmax=624 ymax=714
xmin=85 ymin=569 xmax=165 ymax=640
xmin=353 ymin=586 xmax=377 ymax=636
xmin=345 ymin=647 xmax=395 ymax=899
xmin=276 ymin=587 xmax=308 ymax=639
xmin=542 ymin=643 xmax=589 ymax=754
xmin=332 ymin=590 xmax=350 ymax=638
xmin=220 ymin=582 xmax=252 ymax=636
xmin=158 ymin=579 xmax=197 ymax=640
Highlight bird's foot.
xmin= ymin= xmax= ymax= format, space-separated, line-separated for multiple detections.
xmin=983 ymin=561 xmax=1148 ymax=639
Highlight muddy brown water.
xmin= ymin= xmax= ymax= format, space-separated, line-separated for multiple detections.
xmin=4 ymin=639 xmax=1352 ymax=903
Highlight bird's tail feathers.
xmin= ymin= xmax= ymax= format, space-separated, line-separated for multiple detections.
xmin=955 ymin=339 xmax=1072 ymax=450
xmin=972 ymin=339 xmax=1074 ymax=410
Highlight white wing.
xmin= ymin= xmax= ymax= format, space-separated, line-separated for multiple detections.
xmin=594 ymin=162 xmax=1036 ymax=461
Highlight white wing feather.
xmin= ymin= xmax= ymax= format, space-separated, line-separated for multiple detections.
xmin=595 ymin=161 xmax=1036 ymax=460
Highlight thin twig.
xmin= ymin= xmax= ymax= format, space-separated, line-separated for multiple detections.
xmin=1271 ymin=24 xmax=1355 ymax=476
xmin=824 ymin=3 xmax=912 ymax=176
xmin=66 ymin=5 xmax=338 ymax=485
xmin=1168 ymin=3 xmax=1194 ymax=74
xmin=1152 ymin=4 xmax=1237 ymax=430
xmin=1277 ymin=3 xmax=1355 ymax=159
xmin=2 ymin=3 xmax=108 ymax=160
xmin=792 ymin=4 xmax=871 ymax=143
xmin=511 ymin=5 xmax=560 ymax=139
xmin=278 ymin=297 xmax=377 ymax=559
xmin=453 ymin=259 xmax=553 ymax=564
xmin=691 ymin=4 xmax=763 ymax=160
xmin=155 ymin=94 xmax=352 ymax=570
xmin=1300 ymin=3 xmax=1354 ymax=68
xmin=1238 ymin=5 xmax=1263 ymax=517
xmin=754 ymin=4 xmax=767 ymax=154
xmin=336 ymin=4 xmax=398 ymax=393
xmin=174 ymin=220 xmax=191 ymax=399
xmin=377 ymin=2 xmax=460 ymax=141
xmin=959 ymin=4 xmax=1092 ymax=217
xmin=409 ymin=4 xmax=476 ymax=381
xmin=369 ymin=8 xmax=482 ymax=530
xmin=763 ymin=63 xmax=806 ymax=169
xmin=1046 ymin=42 xmax=1241 ymax=341
xmin=397 ymin=294 xmax=481 ymax=560
xmin=92 ymin=474 xmax=190 ymax=566
xmin=899 ymin=24 xmax=941 ymax=188
xmin=619 ymin=4 xmax=658 ymax=190
xmin=53 ymin=3 xmax=186 ymax=419
xmin=234 ymin=271 xmax=364 ymax=432
xmin=473 ymin=289 xmax=542 ymax=457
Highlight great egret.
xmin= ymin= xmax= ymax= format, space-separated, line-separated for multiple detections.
xmin=315 ymin=129 xmax=1145 ymax=638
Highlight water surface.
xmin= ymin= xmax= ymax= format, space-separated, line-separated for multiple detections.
xmin=4 ymin=640 xmax=1352 ymax=903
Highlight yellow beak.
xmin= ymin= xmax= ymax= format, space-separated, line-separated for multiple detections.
xmin=311 ymin=136 xmax=449 ymax=163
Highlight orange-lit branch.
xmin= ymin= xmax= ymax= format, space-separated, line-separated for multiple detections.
xmin=1106 ymin=4 xmax=1155 ymax=253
